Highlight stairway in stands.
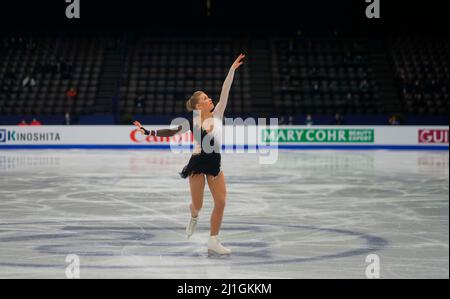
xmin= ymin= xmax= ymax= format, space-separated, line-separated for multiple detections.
xmin=369 ymin=40 xmax=402 ymax=114
xmin=94 ymin=42 xmax=124 ymax=114
xmin=248 ymin=38 xmax=274 ymax=116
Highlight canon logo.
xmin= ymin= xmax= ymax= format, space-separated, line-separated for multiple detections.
xmin=129 ymin=129 xmax=192 ymax=144
xmin=418 ymin=129 xmax=449 ymax=144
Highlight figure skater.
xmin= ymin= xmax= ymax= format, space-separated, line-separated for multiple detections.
xmin=133 ymin=54 xmax=245 ymax=257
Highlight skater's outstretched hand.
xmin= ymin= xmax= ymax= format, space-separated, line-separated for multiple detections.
xmin=133 ymin=121 xmax=145 ymax=134
xmin=231 ymin=53 xmax=245 ymax=71
xmin=215 ymin=54 xmax=245 ymax=119
xmin=132 ymin=120 xmax=183 ymax=137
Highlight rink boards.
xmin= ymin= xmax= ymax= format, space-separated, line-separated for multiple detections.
xmin=0 ymin=126 xmax=448 ymax=150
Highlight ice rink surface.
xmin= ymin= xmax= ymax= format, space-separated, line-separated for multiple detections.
xmin=0 ymin=149 xmax=448 ymax=278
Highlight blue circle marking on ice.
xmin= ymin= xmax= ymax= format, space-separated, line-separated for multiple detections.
xmin=0 ymin=220 xmax=388 ymax=269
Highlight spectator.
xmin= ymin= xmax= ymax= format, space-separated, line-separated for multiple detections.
xmin=288 ymin=116 xmax=293 ymax=125
xmin=22 ymin=73 xmax=37 ymax=88
xmin=65 ymin=111 xmax=71 ymax=125
xmin=359 ymin=79 xmax=369 ymax=92
xmin=30 ymin=118 xmax=42 ymax=126
xmin=333 ymin=29 xmax=339 ymax=38
xmin=12 ymin=36 xmax=25 ymax=49
xmin=343 ymin=51 xmax=353 ymax=65
xmin=66 ymin=87 xmax=77 ymax=110
xmin=312 ymin=81 xmax=319 ymax=92
xmin=17 ymin=120 xmax=28 ymax=126
xmin=389 ymin=114 xmax=402 ymax=125
xmin=26 ymin=39 xmax=36 ymax=51
xmin=67 ymin=87 xmax=77 ymax=98
xmin=55 ymin=59 xmax=62 ymax=73
xmin=305 ymin=114 xmax=314 ymax=126
xmin=333 ymin=113 xmax=344 ymax=125
xmin=134 ymin=94 xmax=145 ymax=109
xmin=346 ymin=92 xmax=353 ymax=101
xmin=354 ymin=54 xmax=363 ymax=64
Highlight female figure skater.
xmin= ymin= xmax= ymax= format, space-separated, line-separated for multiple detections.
xmin=133 ymin=54 xmax=245 ymax=257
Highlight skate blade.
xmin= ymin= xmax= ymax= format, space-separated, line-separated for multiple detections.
xmin=208 ymin=249 xmax=231 ymax=259
xmin=186 ymin=228 xmax=195 ymax=239
xmin=186 ymin=223 xmax=197 ymax=239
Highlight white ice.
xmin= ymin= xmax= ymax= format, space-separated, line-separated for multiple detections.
xmin=0 ymin=149 xmax=448 ymax=278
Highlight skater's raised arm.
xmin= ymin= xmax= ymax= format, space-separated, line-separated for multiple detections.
xmin=214 ymin=54 xmax=245 ymax=119
xmin=133 ymin=120 xmax=182 ymax=137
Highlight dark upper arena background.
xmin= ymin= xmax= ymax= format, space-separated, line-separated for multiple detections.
xmin=0 ymin=0 xmax=448 ymax=125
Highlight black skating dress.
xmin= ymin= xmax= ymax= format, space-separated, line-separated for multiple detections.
xmin=179 ymin=67 xmax=235 ymax=179
xmin=179 ymin=119 xmax=222 ymax=179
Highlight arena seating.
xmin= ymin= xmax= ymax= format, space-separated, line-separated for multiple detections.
xmin=0 ymin=36 xmax=106 ymax=116
xmin=119 ymin=38 xmax=252 ymax=116
xmin=272 ymin=37 xmax=381 ymax=115
xmin=390 ymin=37 xmax=449 ymax=115
xmin=0 ymin=35 xmax=448 ymax=122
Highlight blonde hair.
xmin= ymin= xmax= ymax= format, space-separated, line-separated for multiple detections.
xmin=186 ymin=91 xmax=204 ymax=112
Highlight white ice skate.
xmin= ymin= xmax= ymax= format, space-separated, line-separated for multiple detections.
xmin=207 ymin=236 xmax=231 ymax=257
xmin=186 ymin=216 xmax=198 ymax=239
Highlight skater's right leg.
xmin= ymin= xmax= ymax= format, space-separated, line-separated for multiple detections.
xmin=187 ymin=174 xmax=205 ymax=238
xmin=189 ymin=174 xmax=205 ymax=217
xmin=206 ymin=172 xmax=231 ymax=256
